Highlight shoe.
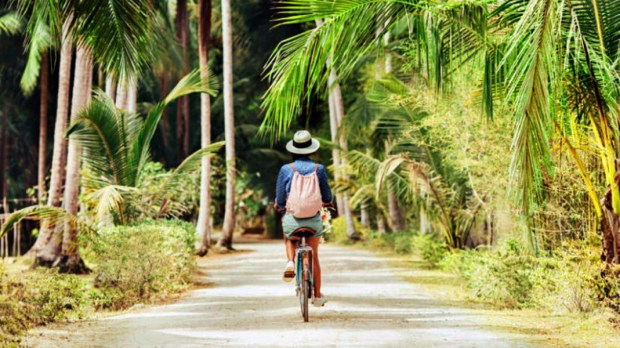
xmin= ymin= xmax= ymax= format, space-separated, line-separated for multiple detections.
xmin=313 ymin=295 xmax=328 ymax=307
xmin=283 ymin=261 xmax=295 ymax=282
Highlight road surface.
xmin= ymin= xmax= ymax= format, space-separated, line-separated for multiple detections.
xmin=25 ymin=241 xmax=542 ymax=347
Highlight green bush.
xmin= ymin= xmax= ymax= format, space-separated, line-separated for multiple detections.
xmin=440 ymin=240 xmax=538 ymax=309
xmin=394 ymin=233 xmax=414 ymax=254
xmin=365 ymin=231 xmax=397 ymax=250
xmin=85 ymin=220 xmax=196 ymax=309
xmin=0 ymin=265 xmax=88 ymax=347
xmin=438 ymin=240 xmax=620 ymax=313
xmin=326 ymin=216 xmax=364 ymax=244
xmin=412 ymin=233 xmax=448 ymax=267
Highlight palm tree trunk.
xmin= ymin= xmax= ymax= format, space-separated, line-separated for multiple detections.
xmin=377 ymin=213 xmax=387 ymax=234
xmin=58 ymin=46 xmax=92 ymax=273
xmin=30 ymin=20 xmax=73 ymax=258
xmin=381 ymin=32 xmax=405 ymax=232
xmin=0 ymin=104 xmax=7 ymax=199
xmin=38 ymin=53 xmax=49 ymax=203
xmin=127 ymin=78 xmax=137 ymax=113
xmin=420 ymin=184 xmax=431 ymax=234
xmin=115 ymin=76 xmax=128 ymax=110
xmin=388 ymin=188 xmax=405 ymax=231
xmin=105 ymin=75 xmax=116 ymax=100
xmin=159 ymin=75 xmax=170 ymax=162
xmin=176 ymin=0 xmax=190 ymax=162
xmin=328 ymin=91 xmax=345 ymax=212
xmin=315 ymin=18 xmax=358 ymax=239
xmin=218 ymin=0 xmax=236 ymax=249
xmin=361 ymin=203 xmax=371 ymax=229
xmin=196 ymin=0 xmax=212 ymax=256
xmin=46 ymin=20 xmax=73 ymax=208
xmin=328 ymin=68 xmax=359 ymax=240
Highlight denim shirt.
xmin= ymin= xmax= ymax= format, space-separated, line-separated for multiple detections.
xmin=275 ymin=157 xmax=333 ymax=209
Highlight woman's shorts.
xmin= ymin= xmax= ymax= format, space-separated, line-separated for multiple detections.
xmin=282 ymin=213 xmax=324 ymax=239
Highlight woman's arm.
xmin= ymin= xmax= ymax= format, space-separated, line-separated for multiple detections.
xmin=317 ymin=164 xmax=333 ymax=203
xmin=275 ymin=165 xmax=290 ymax=209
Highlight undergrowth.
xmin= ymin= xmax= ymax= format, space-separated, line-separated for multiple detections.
xmin=0 ymin=219 xmax=197 ymax=346
xmin=360 ymin=230 xmax=620 ymax=316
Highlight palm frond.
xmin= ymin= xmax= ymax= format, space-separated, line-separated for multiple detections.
xmin=68 ymin=0 xmax=154 ymax=78
xmin=131 ymin=69 xmax=218 ymax=180
xmin=158 ymin=141 xmax=225 ymax=197
xmin=1 ymin=206 xmax=95 ymax=237
xmin=20 ymin=21 xmax=52 ymax=95
xmin=504 ymin=0 xmax=559 ymax=215
xmin=260 ymin=0 xmax=405 ymax=140
xmin=0 ymin=11 xmax=23 ymax=35
xmin=66 ymin=91 xmax=136 ymax=186
xmin=84 ymin=185 xmax=138 ymax=226
xmin=16 ymin=0 xmax=63 ymax=50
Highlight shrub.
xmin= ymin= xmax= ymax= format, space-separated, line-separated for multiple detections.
xmin=0 ymin=265 xmax=88 ymax=347
xmin=26 ymin=269 xmax=88 ymax=323
xmin=440 ymin=240 xmax=538 ymax=309
xmin=412 ymin=233 xmax=448 ymax=267
xmin=394 ymin=233 xmax=414 ymax=254
xmin=85 ymin=220 xmax=196 ymax=309
xmin=327 ymin=217 xmax=364 ymax=244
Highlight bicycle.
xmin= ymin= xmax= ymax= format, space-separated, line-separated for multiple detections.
xmin=288 ymin=226 xmax=316 ymax=322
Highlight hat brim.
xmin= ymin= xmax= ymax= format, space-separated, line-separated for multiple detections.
xmin=286 ymin=138 xmax=320 ymax=155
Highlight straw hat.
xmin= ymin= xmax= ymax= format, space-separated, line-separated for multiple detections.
xmin=286 ymin=130 xmax=320 ymax=155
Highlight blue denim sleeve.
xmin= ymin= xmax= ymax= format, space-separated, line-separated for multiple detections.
xmin=275 ymin=165 xmax=291 ymax=209
xmin=317 ymin=164 xmax=333 ymax=203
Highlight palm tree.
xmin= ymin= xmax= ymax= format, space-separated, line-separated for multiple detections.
xmin=176 ymin=0 xmax=190 ymax=161
xmin=497 ymin=0 xmax=620 ymax=261
xmin=37 ymin=53 xmax=49 ymax=202
xmin=217 ymin=0 xmax=236 ymax=250
xmin=29 ymin=18 xmax=73 ymax=261
xmin=0 ymin=10 xmax=52 ymax=203
xmin=314 ymin=18 xmax=359 ymax=239
xmin=196 ymin=0 xmax=213 ymax=256
xmin=58 ymin=45 xmax=92 ymax=273
xmin=17 ymin=0 xmax=157 ymax=269
xmin=2 ymin=70 xmax=221 ymax=237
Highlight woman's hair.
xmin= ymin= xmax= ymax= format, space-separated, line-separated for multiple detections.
xmin=292 ymin=152 xmax=316 ymax=161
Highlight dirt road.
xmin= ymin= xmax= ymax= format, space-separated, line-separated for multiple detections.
xmin=25 ymin=241 xmax=543 ymax=347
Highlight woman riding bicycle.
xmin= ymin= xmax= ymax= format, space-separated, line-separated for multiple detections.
xmin=275 ymin=130 xmax=332 ymax=307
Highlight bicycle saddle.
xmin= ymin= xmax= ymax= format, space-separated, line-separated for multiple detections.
xmin=289 ymin=227 xmax=316 ymax=240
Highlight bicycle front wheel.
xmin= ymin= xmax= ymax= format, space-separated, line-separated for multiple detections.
xmin=300 ymin=279 xmax=309 ymax=322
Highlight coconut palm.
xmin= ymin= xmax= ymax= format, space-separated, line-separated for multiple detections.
xmin=196 ymin=0 xmax=214 ymax=256
xmin=0 ymin=10 xmax=52 ymax=203
xmin=260 ymin=0 xmax=620 ymax=262
xmin=175 ymin=0 xmax=190 ymax=161
xmin=218 ymin=0 xmax=236 ymax=250
xmin=29 ymin=19 xmax=73 ymax=262
xmin=260 ymin=0 xmax=492 ymax=139
xmin=497 ymin=0 xmax=620 ymax=260
xmin=14 ymin=0 xmax=168 ymax=270
xmin=1 ymin=70 xmax=222 ymax=239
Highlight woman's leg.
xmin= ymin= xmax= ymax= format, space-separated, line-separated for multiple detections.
xmin=285 ymin=236 xmax=296 ymax=262
xmin=307 ymin=237 xmax=321 ymax=298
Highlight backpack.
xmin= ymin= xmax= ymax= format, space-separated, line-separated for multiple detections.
xmin=286 ymin=163 xmax=323 ymax=218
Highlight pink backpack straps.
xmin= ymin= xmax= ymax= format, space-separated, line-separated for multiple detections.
xmin=289 ymin=163 xmax=296 ymax=172
xmin=314 ymin=163 xmax=319 ymax=172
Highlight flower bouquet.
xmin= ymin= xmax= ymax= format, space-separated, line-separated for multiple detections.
xmin=320 ymin=206 xmax=333 ymax=234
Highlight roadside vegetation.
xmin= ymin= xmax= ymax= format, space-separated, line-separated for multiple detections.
xmin=0 ymin=220 xmax=196 ymax=346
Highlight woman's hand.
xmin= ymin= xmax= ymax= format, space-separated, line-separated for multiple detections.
xmin=273 ymin=203 xmax=286 ymax=214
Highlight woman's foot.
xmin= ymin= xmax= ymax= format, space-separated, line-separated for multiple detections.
xmin=313 ymin=295 xmax=328 ymax=307
xmin=283 ymin=261 xmax=295 ymax=282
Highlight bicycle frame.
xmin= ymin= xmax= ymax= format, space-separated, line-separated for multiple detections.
xmin=295 ymin=236 xmax=314 ymax=299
